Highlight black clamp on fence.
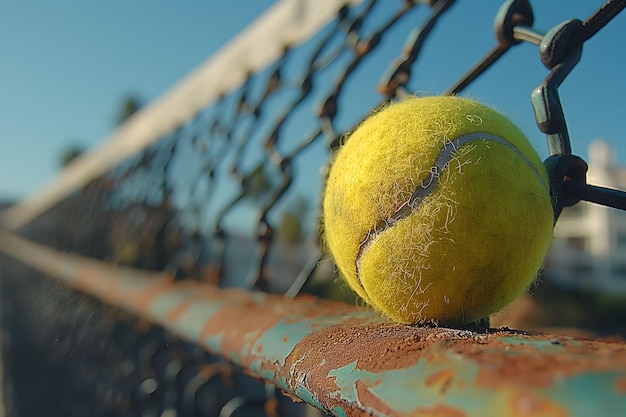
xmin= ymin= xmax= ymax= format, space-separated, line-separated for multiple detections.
xmin=446 ymin=0 xmax=626 ymax=221
xmin=528 ymin=0 xmax=626 ymax=220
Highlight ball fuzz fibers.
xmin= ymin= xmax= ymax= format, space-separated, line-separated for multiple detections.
xmin=323 ymin=96 xmax=553 ymax=325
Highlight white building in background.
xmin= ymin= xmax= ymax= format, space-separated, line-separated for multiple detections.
xmin=547 ymin=140 xmax=626 ymax=294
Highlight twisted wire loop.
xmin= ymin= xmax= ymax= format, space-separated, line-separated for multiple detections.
xmin=442 ymin=0 xmax=626 ymax=217
xmin=0 ymin=1 xmax=624 ymax=416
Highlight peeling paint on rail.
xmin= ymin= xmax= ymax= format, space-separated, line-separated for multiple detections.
xmin=1 ymin=230 xmax=625 ymax=417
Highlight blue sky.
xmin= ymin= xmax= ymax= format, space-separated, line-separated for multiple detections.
xmin=0 ymin=1 xmax=273 ymax=200
xmin=1 ymin=1 xmax=625 ymax=203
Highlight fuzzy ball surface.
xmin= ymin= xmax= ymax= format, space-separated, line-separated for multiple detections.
xmin=323 ymin=96 xmax=553 ymax=325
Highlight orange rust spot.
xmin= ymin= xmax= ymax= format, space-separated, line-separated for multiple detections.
xmin=283 ymin=336 xmax=289 ymax=343
xmin=414 ymin=404 xmax=467 ymax=417
xmin=195 ymin=288 xmax=304 ymax=362
xmin=426 ymin=355 xmax=438 ymax=364
xmin=425 ymin=369 xmax=454 ymax=395
xmin=256 ymin=343 xmax=264 ymax=353
xmin=464 ymin=332 xmax=626 ymax=389
xmin=165 ymin=301 xmax=192 ymax=322
xmin=615 ymin=377 xmax=626 ymax=394
xmin=509 ymin=391 xmax=568 ymax=417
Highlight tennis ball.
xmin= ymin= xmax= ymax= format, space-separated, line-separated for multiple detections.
xmin=323 ymin=96 xmax=553 ymax=325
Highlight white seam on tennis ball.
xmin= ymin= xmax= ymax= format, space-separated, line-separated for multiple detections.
xmin=354 ymin=131 xmax=549 ymax=290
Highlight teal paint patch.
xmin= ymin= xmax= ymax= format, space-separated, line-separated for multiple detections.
xmin=147 ymin=289 xmax=195 ymax=319
xmin=244 ymin=319 xmax=322 ymax=391
xmin=248 ymin=311 xmax=382 ymax=369
xmin=250 ymin=291 xmax=269 ymax=303
xmin=331 ymin=406 xmax=349 ymax=417
xmin=328 ymin=361 xmax=384 ymax=417
xmin=361 ymin=352 xmax=499 ymax=415
xmin=563 ymin=339 xmax=583 ymax=348
xmin=326 ymin=361 xmax=391 ymax=417
xmin=543 ymin=371 xmax=626 ymax=417
xmin=59 ymin=259 xmax=79 ymax=283
xmin=247 ymin=359 xmax=280 ymax=385
xmin=250 ymin=317 xmax=323 ymax=367
xmin=499 ymin=336 xmax=565 ymax=352
xmin=348 ymin=351 xmax=626 ymax=417
xmin=245 ymin=314 xmax=382 ymax=403
xmin=163 ymin=299 xmax=226 ymax=353
xmin=295 ymin=385 xmax=327 ymax=412
xmin=328 ymin=361 xmax=371 ymax=402
xmin=204 ymin=333 xmax=225 ymax=354
xmin=118 ymin=274 xmax=163 ymax=292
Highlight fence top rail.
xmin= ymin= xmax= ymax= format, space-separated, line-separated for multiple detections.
xmin=1 ymin=230 xmax=625 ymax=417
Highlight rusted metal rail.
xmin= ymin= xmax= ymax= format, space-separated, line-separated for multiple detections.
xmin=1 ymin=230 xmax=625 ymax=416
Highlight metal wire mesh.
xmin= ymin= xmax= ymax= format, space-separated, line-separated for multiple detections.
xmin=1 ymin=0 xmax=625 ymax=416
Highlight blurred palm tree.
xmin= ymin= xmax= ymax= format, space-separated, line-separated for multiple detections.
xmin=116 ymin=94 xmax=143 ymax=125
xmin=58 ymin=94 xmax=144 ymax=168
xmin=59 ymin=145 xmax=84 ymax=167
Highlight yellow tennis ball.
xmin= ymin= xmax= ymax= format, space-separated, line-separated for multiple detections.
xmin=323 ymin=96 xmax=553 ymax=325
